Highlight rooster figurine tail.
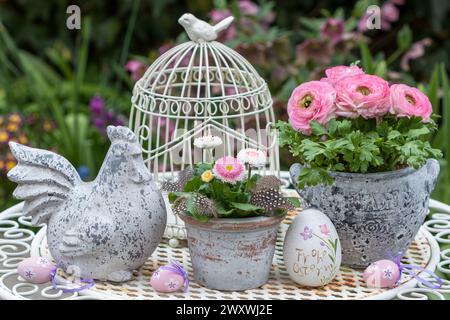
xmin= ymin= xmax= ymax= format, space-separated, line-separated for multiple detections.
xmin=7 ymin=143 xmax=81 ymax=225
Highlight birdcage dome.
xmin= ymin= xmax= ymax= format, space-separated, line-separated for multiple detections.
xmin=129 ymin=14 xmax=279 ymax=183
xmin=131 ymin=40 xmax=272 ymax=120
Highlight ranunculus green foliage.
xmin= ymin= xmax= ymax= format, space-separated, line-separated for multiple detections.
xmin=276 ymin=116 xmax=442 ymax=188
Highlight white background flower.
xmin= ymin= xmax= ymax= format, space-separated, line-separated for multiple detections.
xmin=237 ymin=148 xmax=266 ymax=167
xmin=193 ymin=135 xmax=222 ymax=149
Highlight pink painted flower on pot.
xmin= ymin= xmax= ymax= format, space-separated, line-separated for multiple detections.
xmin=213 ymin=156 xmax=246 ymax=184
xmin=334 ymin=74 xmax=390 ymax=119
xmin=287 ymin=81 xmax=336 ymax=135
xmin=389 ymin=84 xmax=432 ymax=122
xmin=322 ymin=65 xmax=365 ymax=84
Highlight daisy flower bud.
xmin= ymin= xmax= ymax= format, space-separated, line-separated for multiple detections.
xmin=193 ymin=135 xmax=222 ymax=149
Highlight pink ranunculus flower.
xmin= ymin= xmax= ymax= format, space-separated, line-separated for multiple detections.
xmin=321 ymin=65 xmax=365 ymax=84
xmin=389 ymin=84 xmax=432 ymax=122
xmin=334 ymin=74 xmax=390 ymax=119
xmin=213 ymin=156 xmax=246 ymax=184
xmin=287 ymin=81 xmax=336 ymax=135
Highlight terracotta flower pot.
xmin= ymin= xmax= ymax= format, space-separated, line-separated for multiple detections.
xmin=179 ymin=214 xmax=285 ymax=291
xmin=290 ymin=159 xmax=440 ymax=268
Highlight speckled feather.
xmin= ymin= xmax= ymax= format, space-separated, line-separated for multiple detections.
xmin=250 ymin=188 xmax=294 ymax=214
xmin=161 ymin=168 xmax=194 ymax=192
xmin=172 ymin=193 xmax=217 ymax=218
xmin=252 ymin=175 xmax=282 ymax=192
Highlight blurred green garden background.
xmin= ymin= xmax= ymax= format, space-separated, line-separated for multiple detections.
xmin=0 ymin=0 xmax=449 ymax=211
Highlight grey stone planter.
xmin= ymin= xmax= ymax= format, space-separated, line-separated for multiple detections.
xmin=179 ymin=214 xmax=285 ymax=291
xmin=290 ymin=159 xmax=439 ymax=268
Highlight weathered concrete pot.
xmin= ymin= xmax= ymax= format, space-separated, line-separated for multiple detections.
xmin=179 ymin=214 xmax=285 ymax=291
xmin=290 ymin=159 xmax=440 ymax=268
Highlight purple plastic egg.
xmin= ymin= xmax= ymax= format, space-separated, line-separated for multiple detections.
xmin=17 ymin=257 xmax=55 ymax=284
xmin=150 ymin=267 xmax=185 ymax=293
xmin=363 ymin=259 xmax=401 ymax=288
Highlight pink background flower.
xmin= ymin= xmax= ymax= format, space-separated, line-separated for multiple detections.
xmin=213 ymin=156 xmax=246 ymax=184
xmin=389 ymin=84 xmax=432 ymax=122
xmin=320 ymin=18 xmax=345 ymax=44
xmin=400 ymin=38 xmax=432 ymax=71
xmin=209 ymin=9 xmax=236 ymax=42
xmin=287 ymin=81 xmax=336 ymax=135
xmin=208 ymin=0 xmax=273 ymax=42
xmin=334 ymin=74 xmax=390 ymax=119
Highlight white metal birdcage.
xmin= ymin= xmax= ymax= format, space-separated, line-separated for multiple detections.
xmin=129 ymin=13 xmax=280 ymax=243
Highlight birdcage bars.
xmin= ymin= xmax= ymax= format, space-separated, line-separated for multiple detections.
xmin=129 ymin=41 xmax=279 ymax=183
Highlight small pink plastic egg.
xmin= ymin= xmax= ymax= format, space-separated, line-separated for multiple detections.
xmin=17 ymin=257 xmax=56 ymax=284
xmin=363 ymin=259 xmax=401 ymax=288
xmin=150 ymin=267 xmax=185 ymax=293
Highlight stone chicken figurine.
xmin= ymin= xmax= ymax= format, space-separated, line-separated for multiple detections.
xmin=7 ymin=126 xmax=167 ymax=282
xmin=178 ymin=13 xmax=234 ymax=42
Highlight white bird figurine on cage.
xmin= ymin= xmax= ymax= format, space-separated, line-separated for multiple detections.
xmin=178 ymin=13 xmax=234 ymax=42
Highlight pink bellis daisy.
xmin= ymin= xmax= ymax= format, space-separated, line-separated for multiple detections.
xmin=213 ymin=156 xmax=246 ymax=184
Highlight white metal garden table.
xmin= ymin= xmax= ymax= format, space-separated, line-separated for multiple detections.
xmin=0 ymin=172 xmax=449 ymax=300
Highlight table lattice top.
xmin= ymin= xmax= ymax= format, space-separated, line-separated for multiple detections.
xmin=1 ymin=196 xmax=449 ymax=300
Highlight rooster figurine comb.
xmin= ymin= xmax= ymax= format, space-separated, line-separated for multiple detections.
xmin=7 ymin=126 xmax=167 ymax=282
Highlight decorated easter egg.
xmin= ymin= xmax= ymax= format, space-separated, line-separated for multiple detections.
xmin=150 ymin=265 xmax=186 ymax=293
xmin=283 ymin=208 xmax=341 ymax=287
xmin=17 ymin=257 xmax=56 ymax=284
xmin=363 ymin=259 xmax=401 ymax=288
